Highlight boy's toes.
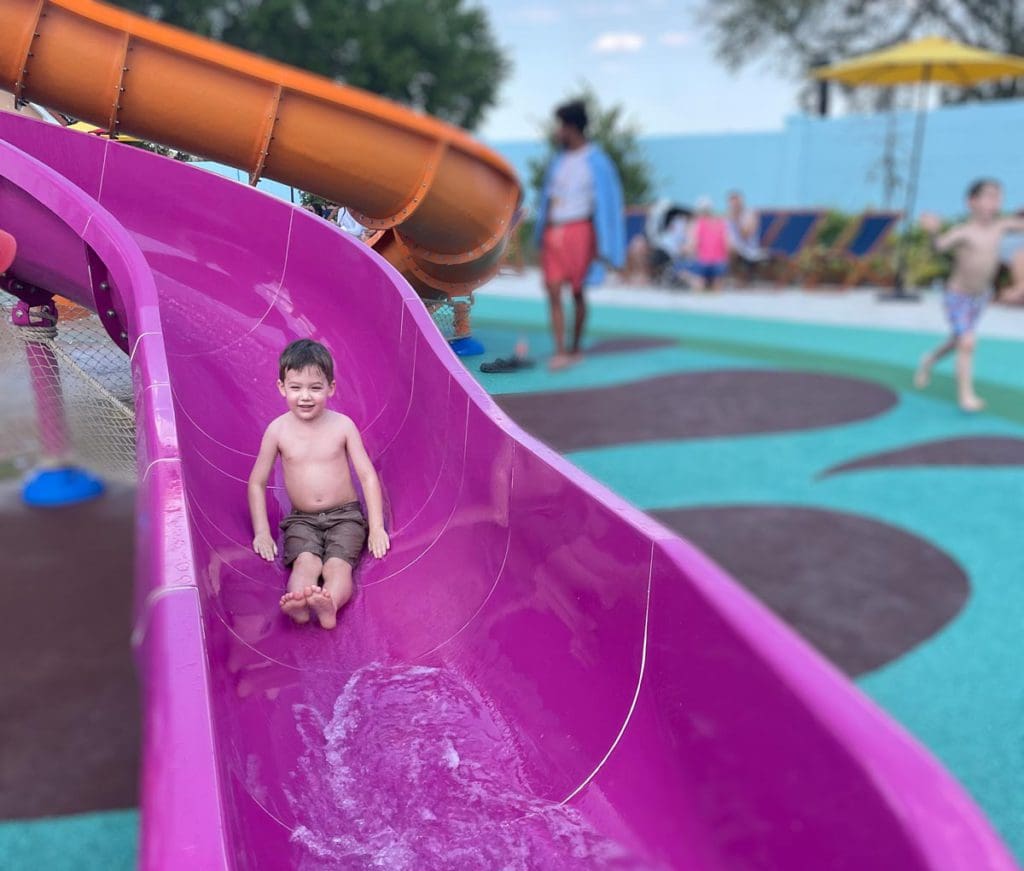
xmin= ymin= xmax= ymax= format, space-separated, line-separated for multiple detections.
xmin=308 ymin=589 xmax=337 ymax=629
xmin=280 ymin=592 xmax=311 ymax=623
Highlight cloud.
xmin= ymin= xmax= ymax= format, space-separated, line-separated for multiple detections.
xmin=513 ymin=5 xmax=560 ymax=24
xmin=659 ymin=31 xmax=693 ymax=48
xmin=574 ymin=2 xmax=632 ymax=16
xmin=591 ymin=32 xmax=646 ymax=54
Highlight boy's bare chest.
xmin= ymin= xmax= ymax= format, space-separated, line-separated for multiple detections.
xmin=961 ymin=225 xmax=1002 ymax=255
xmin=279 ymin=432 xmax=346 ymax=465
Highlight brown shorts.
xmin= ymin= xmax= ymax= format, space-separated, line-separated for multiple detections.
xmin=280 ymin=501 xmax=367 ymax=568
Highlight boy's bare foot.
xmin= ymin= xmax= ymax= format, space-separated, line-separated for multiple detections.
xmin=280 ymin=590 xmax=310 ymax=624
xmin=914 ymin=355 xmax=931 ymax=389
xmin=959 ymin=395 xmax=985 ymax=413
xmin=306 ymin=586 xmax=338 ymax=629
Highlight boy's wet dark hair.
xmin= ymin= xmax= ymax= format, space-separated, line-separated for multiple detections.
xmin=967 ymin=178 xmax=1000 ymax=199
xmin=555 ymin=100 xmax=588 ymax=134
xmin=279 ymin=339 xmax=334 ymax=383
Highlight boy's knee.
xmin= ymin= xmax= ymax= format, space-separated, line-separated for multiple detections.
xmin=293 ymin=551 xmax=322 ymax=573
xmin=957 ymin=332 xmax=976 ymax=352
xmin=323 ymin=556 xmax=353 ymax=576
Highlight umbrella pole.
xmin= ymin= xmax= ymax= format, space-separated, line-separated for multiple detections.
xmin=888 ymin=65 xmax=932 ymax=301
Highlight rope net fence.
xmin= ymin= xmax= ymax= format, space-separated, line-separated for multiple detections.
xmin=423 ymin=293 xmax=474 ymax=342
xmin=0 ymin=286 xmax=475 ymax=485
xmin=0 ymin=290 xmax=136 ymax=482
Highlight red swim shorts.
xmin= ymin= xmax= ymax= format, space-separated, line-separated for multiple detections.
xmin=542 ymin=220 xmax=596 ymax=292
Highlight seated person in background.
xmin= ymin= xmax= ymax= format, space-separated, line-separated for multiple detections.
xmin=685 ymin=196 xmax=730 ymax=291
xmin=302 ymin=197 xmax=373 ymax=242
xmin=302 ymin=200 xmax=329 ymax=218
xmin=623 ymin=232 xmax=651 ymax=285
xmin=726 ymin=190 xmax=765 ymax=280
xmin=327 ymin=203 xmax=374 ymax=242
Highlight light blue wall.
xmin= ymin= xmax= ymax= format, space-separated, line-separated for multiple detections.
xmin=491 ymin=96 xmax=1024 ymax=218
xmin=641 ymin=131 xmax=788 ymax=207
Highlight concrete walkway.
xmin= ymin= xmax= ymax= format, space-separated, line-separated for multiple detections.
xmin=482 ymin=269 xmax=1024 ymax=340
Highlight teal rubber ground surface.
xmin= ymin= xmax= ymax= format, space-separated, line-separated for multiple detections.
xmin=472 ymin=293 xmax=1024 ymax=860
xmin=0 ymin=811 xmax=137 ymax=871
xmin=4 ymin=292 xmax=1022 ymax=867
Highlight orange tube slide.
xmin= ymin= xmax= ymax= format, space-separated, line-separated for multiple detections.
xmin=0 ymin=0 xmax=522 ymax=294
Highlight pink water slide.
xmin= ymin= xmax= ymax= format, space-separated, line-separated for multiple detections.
xmin=0 ymin=112 xmax=1016 ymax=869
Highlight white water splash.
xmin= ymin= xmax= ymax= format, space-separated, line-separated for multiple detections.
xmin=285 ymin=663 xmax=654 ymax=870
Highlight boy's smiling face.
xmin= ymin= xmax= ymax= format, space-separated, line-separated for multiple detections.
xmin=278 ymin=365 xmax=335 ymax=421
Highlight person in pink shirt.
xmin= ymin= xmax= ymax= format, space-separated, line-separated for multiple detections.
xmin=685 ymin=195 xmax=730 ymax=291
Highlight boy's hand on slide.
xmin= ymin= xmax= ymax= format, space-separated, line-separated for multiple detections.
xmin=368 ymin=527 xmax=390 ymax=559
xmin=919 ymin=212 xmax=942 ymax=234
xmin=252 ymin=532 xmax=277 ymax=561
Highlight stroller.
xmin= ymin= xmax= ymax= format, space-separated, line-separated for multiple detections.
xmin=647 ymin=201 xmax=693 ymax=288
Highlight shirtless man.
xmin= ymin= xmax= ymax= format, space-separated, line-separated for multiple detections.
xmin=248 ymin=339 xmax=390 ymax=628
xmin=916 ymin=179 xmax=1024 ymax=412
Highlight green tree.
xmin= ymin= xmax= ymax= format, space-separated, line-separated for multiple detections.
xmin=128 ymin=140 xmax=196 ymax=162
xmin=699 ymin=0 xmax=1024 ymax=106
xmin=110 ymin=0 xmax=509 ymax=130
xmin=527 ymin=86 xmax=654 ymax=206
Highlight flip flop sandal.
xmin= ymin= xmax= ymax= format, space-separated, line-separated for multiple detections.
xmin=480 ymin=356 xmax=535 ymax=373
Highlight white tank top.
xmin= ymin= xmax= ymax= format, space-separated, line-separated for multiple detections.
xmin=548 ymin=145 xmax=594 ymax=224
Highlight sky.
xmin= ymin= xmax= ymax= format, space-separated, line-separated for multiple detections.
xmin=477 ymin=0 xmax=802 ymax=143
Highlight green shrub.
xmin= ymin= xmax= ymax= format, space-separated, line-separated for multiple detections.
xmin=815 ymin=210 xmax=854 ymax=248
xmin=899 ymin=225 xmax=952 ymax=288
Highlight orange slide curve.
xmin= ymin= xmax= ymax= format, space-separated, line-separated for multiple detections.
xmin=0 ymin=0 xmax=522 ymax=295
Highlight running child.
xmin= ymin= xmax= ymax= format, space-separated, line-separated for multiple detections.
xmin=248 ymin=339 xmax=390 ymax=629
xmin=916 ymin=179 xmax=1024 ymax=412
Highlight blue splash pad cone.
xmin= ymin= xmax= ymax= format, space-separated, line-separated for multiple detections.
xmin=449 ymin=336 xmax=485 ymax=357
xmin=23 ymin=467 xmax=106 ymax=507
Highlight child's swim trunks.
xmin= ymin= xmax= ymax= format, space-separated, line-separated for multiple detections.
xmin=280 ymin=501 xmax=367 ymax=567
xmin=943 ymin=288 xmax=990 ymax=337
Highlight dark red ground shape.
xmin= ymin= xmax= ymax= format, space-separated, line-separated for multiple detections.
xmin=652 ymin=505 xmax=969 ymax=676
xmin=0 ymin=481 xmax=139 ymax=817
xmin=821 ymin=436 xmax=1024 ymax=478
xmin=496 ymin=370 xmax=898 ymax=452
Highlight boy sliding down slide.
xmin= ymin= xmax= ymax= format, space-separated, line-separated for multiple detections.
xmin=248 ymin=339 xmax=390 ymax=629
xmin=916 ymin=179 xmax=1024 ymax=412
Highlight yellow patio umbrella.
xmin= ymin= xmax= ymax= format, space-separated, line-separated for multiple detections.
xmin=815 ymin=36 xmax=1024 ymax=296
xmin=815 ymin=36 xmax=1024 ymax=87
